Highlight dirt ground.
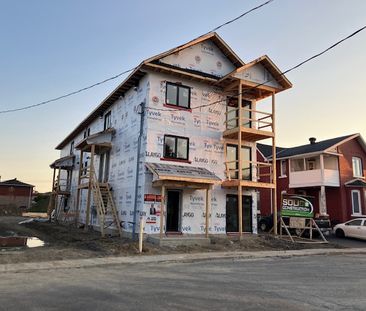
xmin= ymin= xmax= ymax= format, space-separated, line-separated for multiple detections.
xmin=0 ymin=216 xmax=342 ymax=264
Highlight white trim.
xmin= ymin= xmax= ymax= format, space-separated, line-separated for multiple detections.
xmin=352 ymin=157 xmax=364 ymax=178
xmin=351 ymin=190 xmax=362 ymax=216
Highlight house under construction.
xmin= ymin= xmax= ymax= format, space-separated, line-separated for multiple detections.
xmin=48 ymin=32 xmax=292 ymax=240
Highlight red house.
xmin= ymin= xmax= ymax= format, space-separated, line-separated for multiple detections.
xmin=257 ymin=134 xmax=366 ymax=224
xmin=0 ymin=178 xmax=34 ymax=215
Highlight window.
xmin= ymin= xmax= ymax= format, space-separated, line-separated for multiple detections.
xmin=351 ymin=190 xmax=361 ymax=215
xmin=163 ymin=135 xmax=189 ymax=160
xmin=70 ymin=141 xmax=74 ymax=155
xmin=352 ymin=157 xmax=363 ymax=177
xmin=225 ymin=145 xmax=251 ymax=180
xmin=83 ymin=127 xmax=90 ymax=138
xmin=226 ymin=99 xmax=252 ymax=129
xmin=166 ymin=82 xmax=191 ymax=109
xmin=104 ymin=111 xmax=112 ymax=130
xmin=280 ymin=160 xmax=287 ymax=177
xmin=346 ymin=219 xmax=362 ymax=226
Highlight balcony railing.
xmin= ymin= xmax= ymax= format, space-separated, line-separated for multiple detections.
xmin=53 ymin=179 xmax=71 ymax=193
xmin=224 ymin=160 xmax=273 ymax=181
xmin=224 ymin=107 xmax=273 ymax=131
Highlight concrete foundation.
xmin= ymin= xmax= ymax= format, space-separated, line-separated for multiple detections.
xmin=147 ymin=235 xmax=211 ymax=247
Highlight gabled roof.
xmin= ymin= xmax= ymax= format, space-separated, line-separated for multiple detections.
xmin=345 ymin=178 xmax=366 ymax=187
xmin=0 ymin=178 xmax=34 ymax=188
xmin=56 ymin=32 xmax=244 ymax=150
xmin=258 ymin=134 xmax=364 ymax=160
xmin=229 ymin=55 xmax=292 ymax=90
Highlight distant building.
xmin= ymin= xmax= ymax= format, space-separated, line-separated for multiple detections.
xmin=257 ymin=134 xmax=366 ymax=224
xmin=0 ymin=178 xmax=34 ymax=215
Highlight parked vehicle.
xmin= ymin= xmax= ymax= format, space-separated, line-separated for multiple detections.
xmin=333 ymin=218 xmax=366 ymax=240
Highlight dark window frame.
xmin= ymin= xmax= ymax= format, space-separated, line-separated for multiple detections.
xmin=70 ymin=141 xmax=74 ymax=155
xmin=83 ymin=127 xmax=91 ymax=139
xmin=104 ymin=111 xmax=112 ymax=130
xmin=165 ymin=82 xmax=191 ymax=109
xmin=163 ymin=134 xmax=189 ymax=161
xmin=226 ymin=144 xmax=252 ymax=180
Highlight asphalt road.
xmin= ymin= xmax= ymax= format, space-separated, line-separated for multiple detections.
xmin=327 ymin=233 xmax=366 ymax=248
xmin=1 ymin=254 xmax=365 ymax=311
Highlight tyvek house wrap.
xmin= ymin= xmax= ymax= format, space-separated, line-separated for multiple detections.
xmin=143 ymin=71 xmax=258 ymax=235
xmin=56 ymin=38 xmax=259 ymax=235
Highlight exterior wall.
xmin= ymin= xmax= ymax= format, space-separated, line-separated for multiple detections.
xmin=58 ymin=75 xmax=149 ymax=231
xmin=144 ymin=71 xmax=258 ymax=235
xmin=0 ymin=185 xmax=33 ymax=215
xmin=159 ymin=39 xmax=235 ymax=78
xmin=337 ymin=139 xmax=366 ymax=221
xmin=258 ymin=137 xmax=366 ymax=224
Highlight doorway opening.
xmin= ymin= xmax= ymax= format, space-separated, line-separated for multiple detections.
xmin=226 ymin=194 xmax=252 ymax=233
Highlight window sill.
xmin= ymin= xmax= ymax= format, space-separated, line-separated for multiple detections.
xmin=160 ymin=157 xmax=191 ymax=164
xmin=351 ymin=214 xmax=364 ymax=217
xmin=164 ymin=104 xmax=192 ymax=112
xmin=279 ymin=175 xmax=287 ymax=179
xmin=353 ymin=175 xmax=365 ymax=179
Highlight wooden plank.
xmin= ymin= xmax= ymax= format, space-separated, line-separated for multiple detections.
xmin=75 ymin=150 xmax=84 ymax=225
xmin=205 ymin=186 xmax=211 ymax=238
xmin=160 ymin=185 xmax=166 ymax=239
xmin=272 ymin=93 xmax=277 ymax=235
xmin=85 ymin=144 xmax=95 ymax=232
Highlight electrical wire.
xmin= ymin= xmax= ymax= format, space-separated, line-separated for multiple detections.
xmin=147 ymin=24 xmax=366 ymax=113
xmin=0 ymin=0 xmax=274 ymax=114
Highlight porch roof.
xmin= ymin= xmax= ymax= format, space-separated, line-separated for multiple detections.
xmin=145 ymin=162 xmax=221 ymax=186
xmin=75 ymin=128 xmax=114 ymax=154
xmin=50 ymin=155 xmax=75 ymax=169
xmin=345 ymin=178 xmax=366 ymax=187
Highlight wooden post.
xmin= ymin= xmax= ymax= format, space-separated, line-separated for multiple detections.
xmin=272 ymin=92 xmax=277 ymax=235
xmin=47 ymin=168 xmax=57 ymax=219
xmin=85 ymin=145 xmax=95 ymax=232
xmin=205 ymin=186 xmax=211 ymax=238
xmin=238 ymin=82 xmax=243 ymax=238
xmin=160 ymin=185 xmax=166 ymax=239
xmin=75 ymin=150 xmax=83 ymax=225
xmin=139 ymin=216 xmax=144 ymax=253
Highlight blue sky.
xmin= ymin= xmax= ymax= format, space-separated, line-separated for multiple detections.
xmin=1 ymin=0 xmax=366 ymax=191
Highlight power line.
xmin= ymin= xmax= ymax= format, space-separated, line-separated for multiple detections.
xmin=147 ymin=24 xmax=366 ymax=113
xmin=0 ymin=0 xmax=274 ymax=114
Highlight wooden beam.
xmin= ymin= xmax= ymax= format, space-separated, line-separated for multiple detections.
xmin=271 ymin=93 xmax=277 ymax=235
xmin=75 ymin=150 xmax=84 ymax=225
xmin=160 ymin=185 xmax=166 ymax=239
xmin=85 ymin=145 xmax=95 ymax=232
xmin=205 ymin=186 xmax=211 ymax=238
xmin=238 ymin=83 xmax=243 ymax=238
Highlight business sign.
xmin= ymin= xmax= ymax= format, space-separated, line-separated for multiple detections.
xmin=281 ymin=194 xmax=314 ymax=218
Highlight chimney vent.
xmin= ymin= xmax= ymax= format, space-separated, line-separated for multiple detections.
xmin=309 ymin=137 xmax=316 ymax=145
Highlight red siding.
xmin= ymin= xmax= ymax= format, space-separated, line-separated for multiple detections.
xmin=257 ymin=137 xmax=366 ymax=223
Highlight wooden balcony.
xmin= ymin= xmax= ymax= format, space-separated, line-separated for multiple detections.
xmin=222 ymin=160 xmax=275 ymax=189
xmin=223 ymin=107 xmax=274 ymax=142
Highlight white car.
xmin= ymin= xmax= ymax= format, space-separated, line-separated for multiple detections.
xmin=333 ymin=218 xmax=366 ymax=240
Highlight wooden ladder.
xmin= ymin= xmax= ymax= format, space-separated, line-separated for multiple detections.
xmin=91 ymin=174 xmax=122 ymax=238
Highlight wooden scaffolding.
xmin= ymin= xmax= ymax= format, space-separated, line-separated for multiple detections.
xmin=74 ymin=131 xmax=122 ymax=238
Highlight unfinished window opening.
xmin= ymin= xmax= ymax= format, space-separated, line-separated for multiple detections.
xmin=225 ymin=144 xmax=252 ymax=180
xmin=104 ymin=111 xmax=112 ymax=130
xmin=70 ymin=141 xmax=74 ymax=155
xmin=226 ymin=99 xmax=252 ymax=129
xmin=83 ymin=127 xmax=91 ymax=139
xmin=163 ymin=135 xmax=189 ymax=161
xmin=165 ymin=82 xmax=191 ymax=109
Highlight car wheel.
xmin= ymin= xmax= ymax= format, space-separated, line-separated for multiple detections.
xmin=335 ymin=228 xmax=345 ymax=238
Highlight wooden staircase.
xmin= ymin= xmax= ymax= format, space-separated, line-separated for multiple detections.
xmin=91 ymin=173 xmax=122 ymax=238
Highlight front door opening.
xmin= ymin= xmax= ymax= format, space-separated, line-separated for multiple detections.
xmin=226 ymin=195 xmax=252 ymax=233
xmin=166 ymin=190 xmax=181 ymax=232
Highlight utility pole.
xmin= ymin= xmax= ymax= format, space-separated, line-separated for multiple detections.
xmin=132 ymin=101 xmax=145 ymax=239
